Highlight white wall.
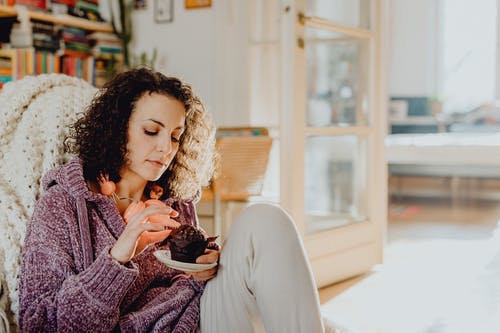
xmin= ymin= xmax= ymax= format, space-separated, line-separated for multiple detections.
xmin=440 ymin=0 xmax=496 ymax=113
xmin=101 ymin=1 xmax=219 ymax=121
xmin=132 ymin=4 xmax=217 ymax=117
xmin=214 ymin=1 xmax=251 ymax=126
xmin=101 ymin=1 xmax=280 ymax=127
xmin=389 ymin=0 xmax=439 ymax=96
xmin=389 ymin=0 xmax=498 ymax=112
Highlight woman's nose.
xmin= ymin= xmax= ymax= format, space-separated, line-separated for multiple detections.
xmin=157 ymin=136 xmax=172 ymax=154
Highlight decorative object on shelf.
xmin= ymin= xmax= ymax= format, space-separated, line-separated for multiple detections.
xmin=134 ymin=0 xmax=146 ymax=10
xmin=131 ymin=49 xmax=158 ymax=69
xmin=389 ymin=99 xmax=408 ymax=121
xmin=108 ymin=1 xmax=157 ymax=71
xmin=185 ymin=0 xmax=211 ymax=9
xmin=429 ymin=96 xmax=443 ymax=117
xmin=9 ymin=6 xmax=32 ymax=48
xmin=155 ymin=0 xmax=173 ymax=23
xmin=110 ymin=0 xmax=133 ymax=68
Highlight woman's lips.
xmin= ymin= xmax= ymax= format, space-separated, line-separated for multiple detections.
xmin=148 ymin=160 xmax=165 ymax=168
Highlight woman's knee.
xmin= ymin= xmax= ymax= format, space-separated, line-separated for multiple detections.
xmin=231 ymin=203 xmax=299 ymax=239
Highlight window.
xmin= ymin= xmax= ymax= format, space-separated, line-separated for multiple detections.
xmin=440 ymin=0 xmax=496 ymax=113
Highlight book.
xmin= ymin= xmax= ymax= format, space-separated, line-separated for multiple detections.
xmin=14 ymin=0 xmax=47 ymax=10
xmin=51 ymin=0 xmax=76 ymax=5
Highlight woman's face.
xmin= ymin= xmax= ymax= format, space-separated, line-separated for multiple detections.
xmin=122 ymin=92 xmax=185 ymax=183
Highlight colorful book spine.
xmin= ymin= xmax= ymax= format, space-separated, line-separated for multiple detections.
xmin=14 ymin=0 xmax=47 ymax=10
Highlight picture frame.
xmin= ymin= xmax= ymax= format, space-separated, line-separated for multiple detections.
xmin=134 ymin=0 xmax=146 ymax=10
xmin=155 ymin=0 xmax=173 ymax=23
xmin=185 ymin=0 xmax=211 ymax=9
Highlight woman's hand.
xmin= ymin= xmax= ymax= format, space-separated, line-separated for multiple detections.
xmin=190 ymin=249 xmax=220 ymax=281
xmin=110 ymin=204 xmax=178 ymax=264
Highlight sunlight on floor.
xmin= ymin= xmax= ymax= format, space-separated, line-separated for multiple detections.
xmin=320 ymin=199 xmax=500 ymax=333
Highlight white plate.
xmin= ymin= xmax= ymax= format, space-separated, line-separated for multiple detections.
xmin=154 ymin=250 xmax=217 ymax=273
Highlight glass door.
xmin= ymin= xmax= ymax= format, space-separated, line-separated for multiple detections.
xmin=280 ymin=0 xmax=388 ymax=287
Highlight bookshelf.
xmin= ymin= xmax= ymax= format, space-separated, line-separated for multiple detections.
xmin=0 ymin=4 xmax=122 ymax=88
xmin=0 ymin=5 xmax=112 ymax=32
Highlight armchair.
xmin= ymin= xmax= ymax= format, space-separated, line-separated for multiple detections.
xmin=0 ymin=74 xmax=97 ymax=331
xmin=199 ymin=127 xmax=273 ymax=238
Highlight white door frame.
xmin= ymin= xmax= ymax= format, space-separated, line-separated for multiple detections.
xmin=279 ymin=0 xmax=389 ymax=287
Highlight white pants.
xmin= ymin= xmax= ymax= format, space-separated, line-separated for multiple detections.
xmin=200 ymin=203 xmax=324 ymax=333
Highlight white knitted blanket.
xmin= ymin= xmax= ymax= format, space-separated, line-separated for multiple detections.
xmin=0 ymin=74 xmax=97 ymax=331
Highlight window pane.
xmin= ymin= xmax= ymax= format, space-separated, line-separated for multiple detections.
xmin=306 ymin=28 xmax=370 ymax=127
xmin=307 ymin=0 xmax=372 ymax=30
xmin=305 ymin=136 xmax=367 ymax=234
xmin=441 ymin=0 xmax=496 ymax=113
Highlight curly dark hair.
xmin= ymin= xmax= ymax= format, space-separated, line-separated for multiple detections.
xmin=68 ymin=67 xmax=215 ymax=200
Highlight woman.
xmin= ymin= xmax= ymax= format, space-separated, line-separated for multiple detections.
xmin=19 ymin=68 xmax=324 ymax=332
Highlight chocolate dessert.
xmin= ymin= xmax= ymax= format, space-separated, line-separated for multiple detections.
xmin=162 ymin=225 xmax=217 ymax=263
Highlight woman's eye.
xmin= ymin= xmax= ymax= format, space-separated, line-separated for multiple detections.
xmin=171 ymin=136 xmax=180 ymax=143
xmin=144 ymin=130 xmax=158 ymax=136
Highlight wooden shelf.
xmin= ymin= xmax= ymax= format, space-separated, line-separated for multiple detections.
xmin=0 ymin=5 xmax=113 ymax=33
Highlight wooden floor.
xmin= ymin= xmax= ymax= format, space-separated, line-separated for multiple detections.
xmin=319 ymin=196 xmax=500 ymax=333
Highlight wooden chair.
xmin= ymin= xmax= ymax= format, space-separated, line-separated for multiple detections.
xmin=200 ymin=127 xmax=273 ymax=238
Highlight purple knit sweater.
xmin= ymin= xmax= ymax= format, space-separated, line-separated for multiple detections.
xmin=19 ymin=158 xmax=204 ymax=332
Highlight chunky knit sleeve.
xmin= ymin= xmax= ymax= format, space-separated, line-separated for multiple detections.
xmin=19 ymin=187 xmax=139 ymax=332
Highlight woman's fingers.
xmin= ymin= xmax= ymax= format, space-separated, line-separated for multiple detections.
xmin=143 ymin=221 xmax=169 ymax=232
xmin=111 ymin=204 xmax=179 ymax=263
xmin=196 ymin=249 xmax=219 ymax=264
xmin=144 ymin=200 xmax=180 ymax=217
xmin=148 ymin=214 xmax=181 ymax=228
xmin=189 ymin=249 xmax=220 ymax=281
xmin=190 ymin=267 xmax=218 ymax=281
xmin=128 ymin=205 xmax=179 ymax=232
